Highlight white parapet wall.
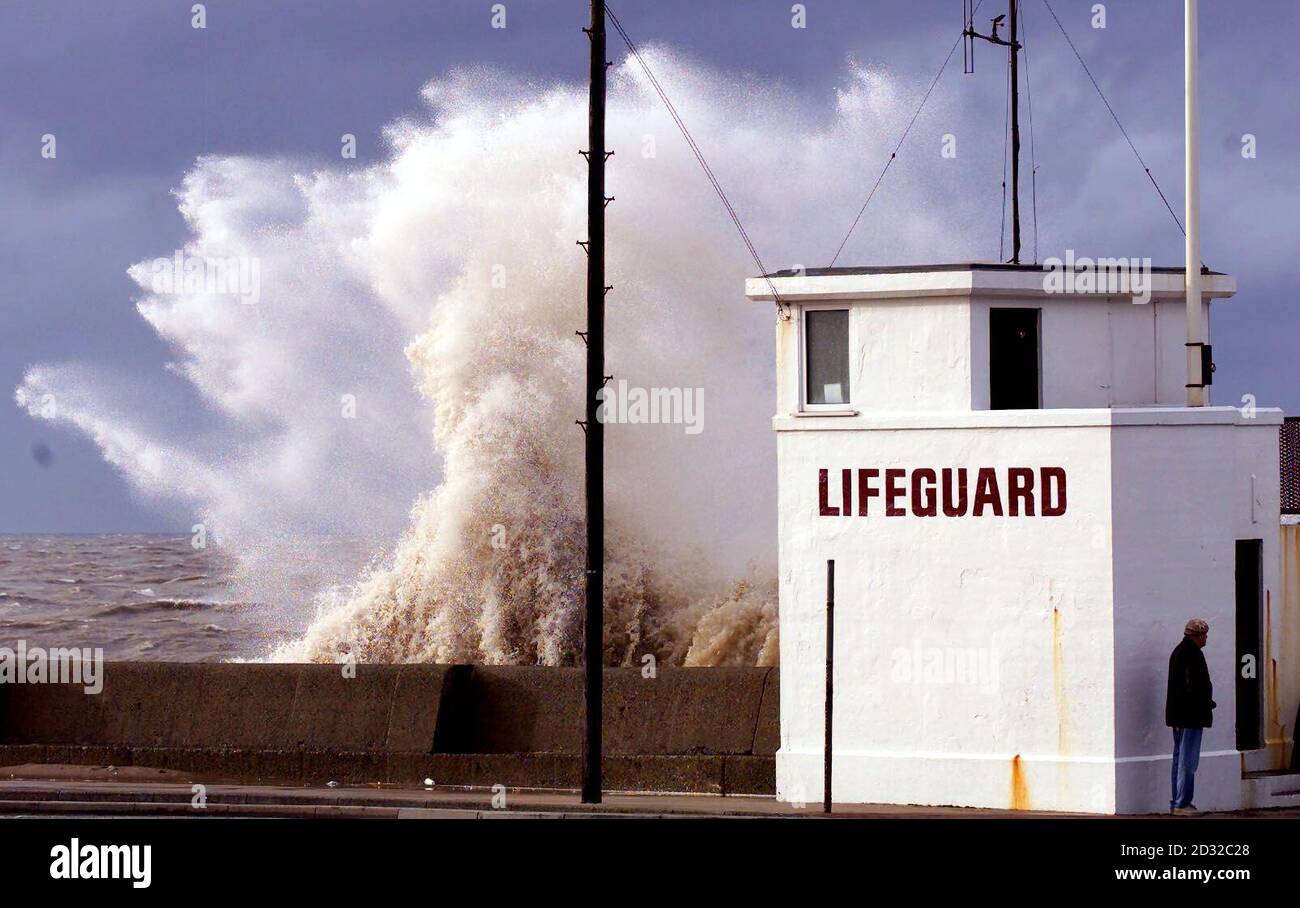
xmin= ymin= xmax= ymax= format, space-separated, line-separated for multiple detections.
xmin=774 ymin=406 xmax=1283 ymax=814
xmin=1110 ymin=413 xmax=1282 ymax=814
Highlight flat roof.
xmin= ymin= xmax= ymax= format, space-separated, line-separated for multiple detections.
xmin=771 ymin=405 xmax=1283 ymax=434
xmin=760 ymin=262 xmax=1227 ymax=278
xmin=746 ymin=261 xmax=1237 ymax=303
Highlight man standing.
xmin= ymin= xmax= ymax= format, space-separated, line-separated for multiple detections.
xmin=1166 ymin=618 xmax=1215 ymax=815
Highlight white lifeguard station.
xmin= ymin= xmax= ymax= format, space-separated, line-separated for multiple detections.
xmin=746 ymin=262 xmax=1297 ymax=812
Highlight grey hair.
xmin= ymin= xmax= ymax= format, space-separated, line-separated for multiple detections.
xmin=1184 ymin=618 xmax=1209 ymax=637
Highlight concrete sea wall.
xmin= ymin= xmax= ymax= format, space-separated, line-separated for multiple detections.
xmin=0 ymin=664 xmax=778 ymax=795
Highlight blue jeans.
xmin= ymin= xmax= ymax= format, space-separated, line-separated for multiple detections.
xmin=1170 ymin=726 xmax=1203 ymax=809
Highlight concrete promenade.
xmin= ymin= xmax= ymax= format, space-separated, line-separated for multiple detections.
xmin=1 ymin=765 xmax=1296 ymax=819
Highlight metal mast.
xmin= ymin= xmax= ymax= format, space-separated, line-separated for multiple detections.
xmin=965 ymin=0 xmax=1024 ymax=264
xmin=1009 ymin=0 xmax=1021 ymax=265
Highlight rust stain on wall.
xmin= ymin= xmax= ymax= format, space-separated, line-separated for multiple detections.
xmin=1265 ymin=592 xmax=1283 ymax=767
xmin=1010 ymin=754 xmax=1031 ymax=810
xmin=1052 ymin=606 xmax=1070 ymax=756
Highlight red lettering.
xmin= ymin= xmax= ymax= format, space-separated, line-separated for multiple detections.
xmin=819 ymin=467 xmax=1066 ymax=517
xmin=1007 ymin=467 xmax=1035 ymax=516
xmin=885 ymin=468 xmax=906 ymax=516
xmin=942 ymin=468 xmax=968 ymax=516
xmin=972 ymin=467 xmax=1004 ymax=517
xmin=1041 ymin=467 xmax=1067 ymax=516
xmin=912 ymin=468 xmax=937 ymax=517
xmin=818 ymin=469 xmax=838 ymax=516
xmin=857 ymin=468 xmax=879 ymax=516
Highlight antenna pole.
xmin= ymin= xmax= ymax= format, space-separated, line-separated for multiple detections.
xmin=1009 ymin=0 xmax=1022 ymax=264
xmin=581 ymin=0 xmax=607 ymax=804
xmin=965 ymin=1 xmax=1023 ymax=263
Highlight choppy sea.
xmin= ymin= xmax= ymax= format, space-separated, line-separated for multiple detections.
xmin=0 ymin=534 xmax=295 ymax=661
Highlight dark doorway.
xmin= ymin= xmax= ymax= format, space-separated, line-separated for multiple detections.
xmin=1235 ymin=539 xmax=1263 ymax=751
xmin=990 ymin=308 xmax=1040 ymax=409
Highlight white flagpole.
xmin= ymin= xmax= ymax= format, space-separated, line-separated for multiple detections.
xmin=1185 ymin=0 xmax=1205 ymax=406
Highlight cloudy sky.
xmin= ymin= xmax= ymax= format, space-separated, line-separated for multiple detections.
xmin=2 ymin=0 xmax=1297 ymax=533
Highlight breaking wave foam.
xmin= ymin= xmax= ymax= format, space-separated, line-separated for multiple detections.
xmin=16 ymin=51 xmax=988 ymax=666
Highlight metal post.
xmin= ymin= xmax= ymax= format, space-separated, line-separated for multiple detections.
xmin=824 ymin=559 xmax=835 ymax=814
xmin=580 ymin=0 xmax=607 ymax=805
xmin=1184 ymin=0 xmax=1206 ymax=406
xmin=1009 ymin=0 xmax=1021 ymax=264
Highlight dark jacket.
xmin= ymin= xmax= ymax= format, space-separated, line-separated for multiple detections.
xmin=1166 ymin=636 xmax=1215 ymax=729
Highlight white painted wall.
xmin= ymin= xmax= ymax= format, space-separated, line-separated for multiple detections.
xmin=776 ymin=297 xmax=974 ymax=413
xmin=776 ymin=415 xmax=1118 ymax=812
xmin=853 ymin=298 xmax=974 ymax=410
xmin=1109 ymin=414 xmax=1281 ymax=814
xmin=763 ymin=267 xmax=1227 ymax=415
xmin=972 ymin=297 xmax=1210 ymax=409
xmin=774 ymin=409 xmax=1284 ymax=814
xmin=782 ymin=295 xmax=1211 ymax=415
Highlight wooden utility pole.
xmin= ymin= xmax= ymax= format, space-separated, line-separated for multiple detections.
xmin=580 ymin=0 xmax=608 ymax=805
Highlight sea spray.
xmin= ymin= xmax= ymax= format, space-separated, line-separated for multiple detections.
xmin=16 ymin=51 xmax=990 ymax=665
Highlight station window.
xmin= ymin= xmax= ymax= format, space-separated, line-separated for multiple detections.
xmin=989 ymin=307 xmax=1041 ymax=409
xmin=804 ymin=307 xmax=850 ymax=408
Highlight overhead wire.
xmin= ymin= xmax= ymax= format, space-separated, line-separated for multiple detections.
xmin=605 ymin=4 xmax=788 ymax=314
xmin=829 ymin=0 xmax=987 ymax=267
xmin=1040 ymin=0 xmax=1186 ymax=238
